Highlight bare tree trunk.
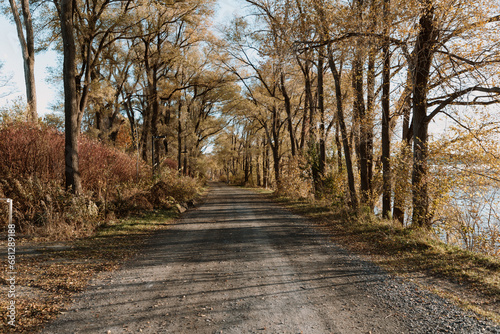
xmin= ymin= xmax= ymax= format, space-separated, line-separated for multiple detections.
xmin=393 ymin=97 xmax=412 ymax=225
xmin=297 ymin=55 xmax=312 ymax=151
xmin=244 ymin=139 xmax=251 ymax=184
xmin=350 ymin=0 xmax=373 ymax=208
xmin=327 ymin=48 xmax=358 ymax=210
xmin=177 ymin=101 xmax=183 ymax=174
xmin=381 ymin=0 xmax=392 ymax=219
xmin=60 ymin=0 xmax=82 ymax=195
xmin=140 ymin=105 xmax=151 ymax=162
xmin=9 ymin=0 xmax=37 ymax=121
xmin=270 ymin=106 xmax=281 ymax=190
xmin=280 ymin=73 xmax=296 ymax=156
xmin=335 ymin=122 xmax=343 ymax=173
xmin=183 ymin=141 xmax=188 ymax=176
xmin=365 ymin=46 xmax=375 ymax=208
xmin=317 ymin=53 xmax=326 ymax=176
xmin=272 ymin=144 xmax=280 ymax=190
xmin=150 ymin=66 xmax=161 ymax=176
xmin=256 ymin=154 xmax=261 ymax=186
xmin=411 ymin=0 xmax=436 ymax=228
xmin=353 ymin=47 xmax=371 ymax=206
xmin=263 ymin=135 xmax=269 ymax=188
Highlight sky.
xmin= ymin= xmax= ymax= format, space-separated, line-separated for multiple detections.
xmin=0 ymin=17 xmax=60 ymax=117
xmin=0 ymin=0 xmax=243 ymax=118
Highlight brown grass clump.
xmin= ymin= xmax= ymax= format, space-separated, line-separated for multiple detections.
xmin=149 ymin=169 xmax=202 ymax=206
xmin=0 ymin=177 xmax=99 ymax=239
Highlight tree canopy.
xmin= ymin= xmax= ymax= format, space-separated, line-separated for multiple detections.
xmin=3 ymin=0 xmax=500 ymax=232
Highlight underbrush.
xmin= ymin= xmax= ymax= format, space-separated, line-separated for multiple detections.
xmin=0 ymin=121 xmax=202 ymax=240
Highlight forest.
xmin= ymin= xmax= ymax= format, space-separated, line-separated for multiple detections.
xmin=1 ymin=0 xmax=500 ymax=257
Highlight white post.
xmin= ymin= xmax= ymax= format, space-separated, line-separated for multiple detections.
xmin=1 ymin=198 xmax=12 ymax=226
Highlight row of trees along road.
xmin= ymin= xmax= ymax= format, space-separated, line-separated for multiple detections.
xmin=2 ymin=0 xmax=500 ymax=229
xmin=213 ymin=0 xmax=500 ymax=228
xmin=2 ymin=0 xmax=240 ymax=193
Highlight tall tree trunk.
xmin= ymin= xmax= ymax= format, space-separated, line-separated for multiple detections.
xmin=297 ymin=55 xmax=312 ymax=151
xmin=381 ymin=0 xmax=392 ymax=219
xmin=256 ymin=154 xmax=261 ymax=186
xmin=263 ymin=135 xmax=269 ymax=188
xmin=150 ymin=66 xmax=161 ymax=176
xmin=177 ymin=101 xmax=183 ymax=174
xmin=327 ymin=48 xmax=358 ymax=210
xmin=353 ymin=47 xmax=371 ymax=206
xmin=140 ymin=105 xmax=151 ymax=162
xmin=393 ymin=95 xmax=412 ymax=224
xmin=411 ymin=0 xmax=436 ymax=228
xmin=244 ymin=139 xmax=250 ymax=184
xmin=365 ymin=46 xmax=375 ymax=208
xmin=272 ymin=144 xmax=280 ymax=190
xmin=317 ymin=53 xmax=326 ymax=176
xmin=270 ymin=106 xmax=281 ymax=190
xmin=335 ymin=121 xmax=343 ymax=173
xmin=280 ymin=73 xmax=296 ymax=156
xmin=9 ymin=0 xmax=37 ymax=121
xmin=60 ymin=0 xmax=82 ymax=195
xmin=350 ymin=0 xmax=373 ymax=208
xmin=183 ymin=141 xmax=188 ymax=176
xmin=163 ymin=105 xmax=170 ymax=155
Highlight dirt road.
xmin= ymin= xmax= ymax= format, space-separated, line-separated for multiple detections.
xmin=42 ymin=183 xmax=498 ymax=333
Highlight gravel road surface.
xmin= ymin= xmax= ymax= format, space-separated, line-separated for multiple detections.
xmin=42 ymin=183 xmax=499 ymax=333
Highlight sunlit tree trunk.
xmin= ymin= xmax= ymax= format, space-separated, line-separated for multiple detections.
xmin=381 ymin=0 xmax=392 ymax=219
xmin=280 ymin=73 xmax=296 ymax=157
xmin=352 ymin=40 xmax=371 ymax=207
xmin=393 ymin=95 xmax=412 ymax=224
xmin=177 ymin=101 xmax=183 ymax=174
xmin=317 ymin=52 xmax=326 ymax=177
xmin=9 ymin=0 xmax=37 ymax=121
xmin=335 ymin=122 xmax=343 ymax=173
xmin=327 ymin=47 xmax=358 ymax=210
xmin=411 ymin=0 xmax=436 ymax=228
xmin=263 ymin=135 xmax=269 ymax=188
xmin=60 ymin=0 xmax=82 ymax=195
xmin=297 ymin=55 xmax=312 ymax=151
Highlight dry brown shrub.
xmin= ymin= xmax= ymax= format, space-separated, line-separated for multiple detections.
xmin=0 ymin=177 xmax=100 ymax=239
xmin=0 ymin=122 xmax=202 ymax=239
xmin=150 ymin=169 xmax=201 ymax=205
xmin=278 ymin=156 xmax=313 ymax=199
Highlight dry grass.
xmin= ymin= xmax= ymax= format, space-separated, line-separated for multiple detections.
xmin=0 ymin=209 xmax=178 ymax=333
xmin=0 ymin=122 xmax=204 ymax=240
xmin=271 ymin=193 xmax=500 ymax=324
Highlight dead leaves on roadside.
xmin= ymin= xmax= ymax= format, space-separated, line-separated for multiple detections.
xmin=1 ymin=210 xmax=175 ymax=333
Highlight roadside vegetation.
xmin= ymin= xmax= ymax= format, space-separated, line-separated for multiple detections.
xmin=0 ymin=119 xmax=205 ymax=333
xmin=270 ymin=192 xmax=500 ymax=323
xmin=0 ymin=120 xmax=204 ymax=240
xmin=0 ymin=210 xmax=182 ymax=334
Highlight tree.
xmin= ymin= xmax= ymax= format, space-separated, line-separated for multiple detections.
xmin=223 ymin=16 xmax=288 ymax=189
xmin=381 ymin=0 xmax=391 ymax=218
xmin=59 ymin=0 xmax=82 ymax=194
xmin=409 ymin=0 xmax=500 ymax=228
xmin=7 ymin=0 xmax=37 ymax=121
